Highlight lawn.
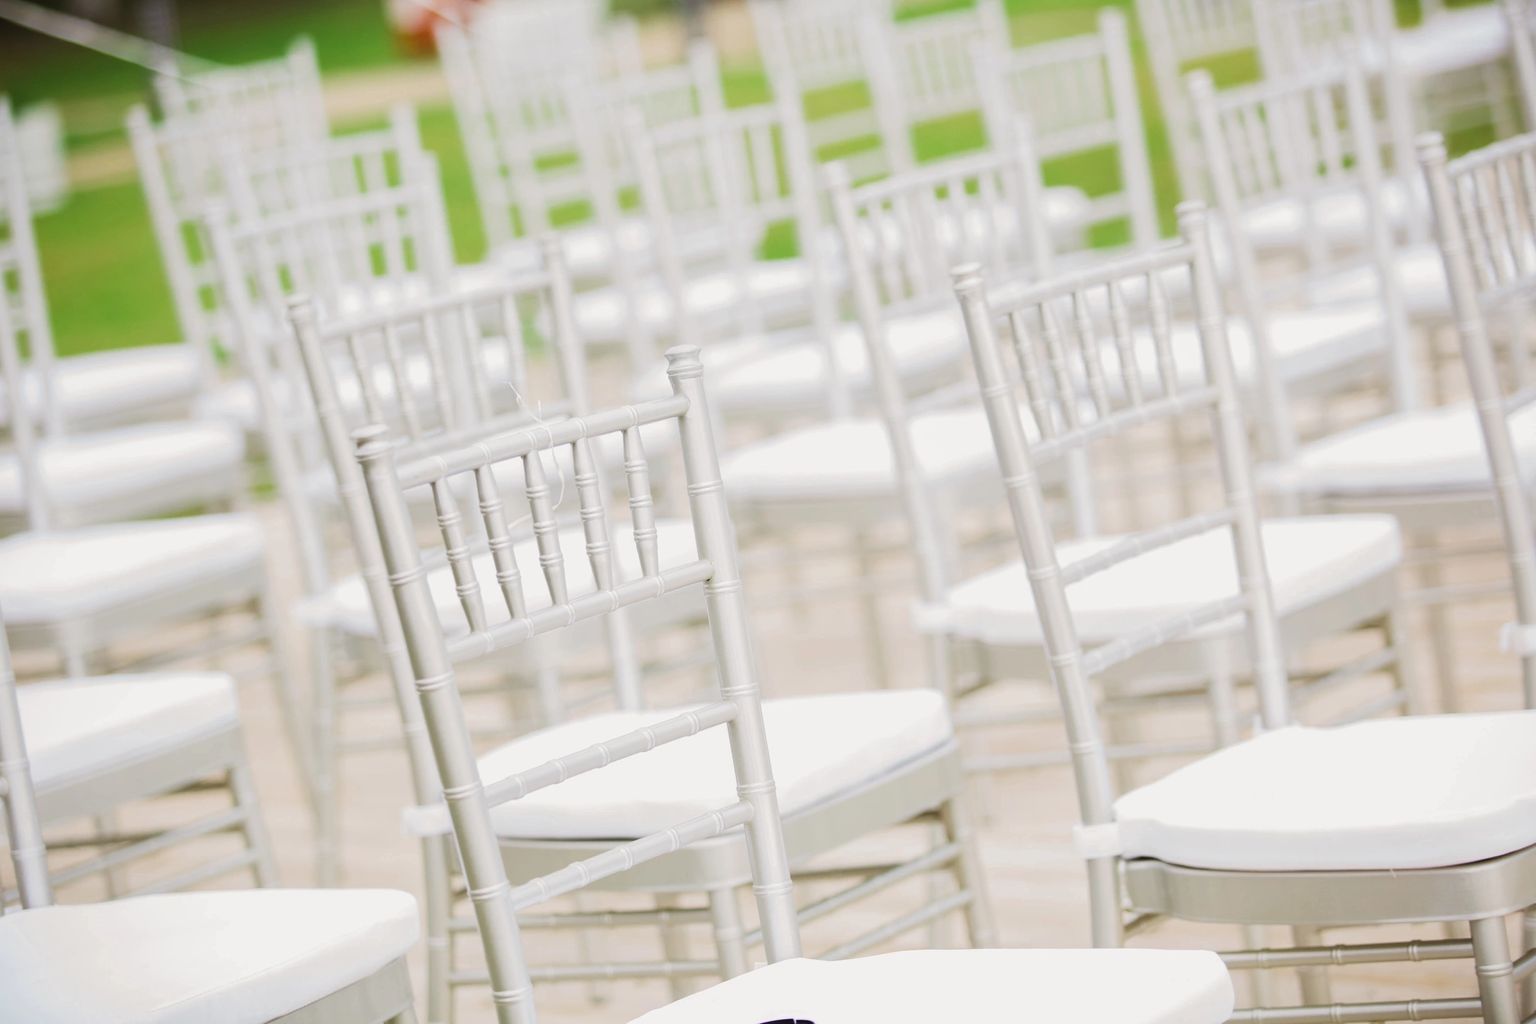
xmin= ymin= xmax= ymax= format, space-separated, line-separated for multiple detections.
xmin=0 ymin=0 xmax=1454 ymax=356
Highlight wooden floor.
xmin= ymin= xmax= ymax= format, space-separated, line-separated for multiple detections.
xmin=4 ymin=353 xmax=1527 ymax=1022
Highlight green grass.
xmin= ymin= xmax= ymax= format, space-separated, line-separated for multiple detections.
xmin=1 ymin=0 xmax=1472 ymax=356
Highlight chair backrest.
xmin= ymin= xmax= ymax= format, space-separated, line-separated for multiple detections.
xmin=0 ymin=98 xmax=63 ymax=448
xmin=355 ymin=347 xmax=801 ymax=1021
xmin=825 ymin=133 xmax=1055 ymax=625
xmin=1505 ymin=0 xmax=1536 ymax=131
xmin=628 ymin=94 xmax=833 ymax=369
xmin=153 ymin=37 xmax=328 ymax=158
xmin=0 ymin=603 xmax=52 ymax=910
xmin=749 ymin=0 xmax=910 ymax=183
xmin=976 ymin=9 xmax=1160 ymax=251
xmin=1420 ymin=130 xmax=1536 ymax=709
xmin=437 ymin=17 xmax=713 ymax=249
xmin=1136 ymin=0 xmax=1259 ymax=198
xmin=1189 ymin=64 xmax=1418 ymax=458
xmin=867 ymin=0 xmax=1010 ymax=147
xmin=952 ymin=202 xmax=1289 ymax=946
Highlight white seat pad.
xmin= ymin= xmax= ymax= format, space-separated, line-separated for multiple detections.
xmin=1306 ymin=242 xmax=1451 ymax=319
xmin=631 ymin=948 xmax=1234 ymax=1024
xmin=311 ymin=517 xmax=700 ymax=638
xmin=1395 ymin=6 xmax=1508 ymax=77
xmin=477 ymin=691 xmax=952 ymax=840
xmin=722 ymin=404 xmax=1005 ymax=505
xmin=1115 ymin=711 xmax=1536 ymax=871
xmin=574 ymin=260 xmax=814 ymax=344
xmin=0 ymin=344 xmax=203 ymax=428
xmin=631 ymin=308 xmax=966 ymax=415
xmin=493 ymin=218 xmax=656 ymax=280
xmin=0 ymin=888 xmax=419 ymax=1024
xmin=927 ymin=516 xmax=1401 ymax=647
xmin=0 ymin=515 xmax=266 ymax=624
xmin=1236 ymin=177 xmax=1419 ymax=252
xmin=0 ymin=420 xmax=244 ymax=514
xmin=20 ymin=673 xmax=238 ymax=791
xmin=1263 ymin=401 xmax=1536 ymax=498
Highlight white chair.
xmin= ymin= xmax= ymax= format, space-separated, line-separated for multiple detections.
xmin=0 ymin=99 xmax=206 ymax=434
xmin=975 ymin=8 xmax=1161 ymax=253
xmin=829 ymin=136 xmax=1411 ymax=769
xmin=436 ymin=16 xmax=713 ymax=292
xmin=0 ymin=605 xmax=422 ymax=1024
xmin=356 ymin=345 xmax=1235 ymax=1024
xmin=1421 ymin=129 xmax=1536 ymax=716
xmin=954 ymin=200 xmax=1536 ymax=1023
xmin=1193 ymin=65 xmax=1517 ymax=709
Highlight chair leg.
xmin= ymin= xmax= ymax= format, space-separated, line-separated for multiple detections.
xmin=258 ymin=585 xmax=315 ymax=803
xmin=1521 ymin=907 xmax=1536 ymax=1014
xmin=1242 ymin=925 xmax=1277 ymax=1007
xmin=91 ymin=811 xmax=125 ymax=897
xmin=310 ymin=631 xmax=339 ymax=887
xmin=1382 ymin=603 xmax=1426 ymax=716
xmin=854 ymin=529 xmax=891 ymax=686
xmin=424 ymin=836 xmax=454 ymax=1024
xmin=1471 ymin=916 xmax=1520 ymax=1024
xmin=230 ymin=760 xmax=278 ymax=887
xmin=709 ymin=887 xmax=749 ymax=979
xmin=1414 ymin=538 xmax=1460 ymax=713
xmin=942 ymin=793 xmax=996 ymax=949
xmin=1290 ymin=925 xmax=1332 ymax=1007
xmin=658 ymin=893 xmax=700 ymax=999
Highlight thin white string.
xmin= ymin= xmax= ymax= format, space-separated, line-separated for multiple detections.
xmin=402 ymin=0 xmax=468 ymax=30
xmin=502 ymin=378 xmax=567 ymax=532
xmin=0 ymin=0 xmax=216 ymax=84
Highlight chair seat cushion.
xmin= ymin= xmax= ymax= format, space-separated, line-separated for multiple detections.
xmin=574 ymin=260 xmax=814 ymax=344
xmin=1262 ymin=401 xmax=1536 ymax=498
xmin=0 ymin=515 xmax=266 ymax=624
xmin=1115 ymin=711 xmax=1536 ymax=871
xmin=477 ymin=691 xmax=952 ymax=840
xmin=310 ymin=517 xmax=701 ymax=639
xmin=1395 ymin=6 xmax=1508 ymax=78
xmin=0 ymin=888 xmax=419 ymax=1024
xmin=926 ymin=515 xmax=1401 ymax=647
xmin=631 ymin=307 xmax=966 ymax=417
xmin=721 ymin=404 xmax=1005 ymax=505
xmin=1305 ymin=242 xmax=1451 ymax=319
xmin=19 ymin=672 xmax=238 ymax=791
xmin=1236 ymin=177 xmax=1419 ymax=253
xmin=0 ymin=420 xmax=244 ymax=515
xmin=630 ymin=948 xmax=1234 ymax=1024
xmin=0 ymin=344 xmax=203 ymax=428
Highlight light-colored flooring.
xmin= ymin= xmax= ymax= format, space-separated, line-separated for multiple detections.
xmin=3 ymin=352 xmax=1526 ymax=1022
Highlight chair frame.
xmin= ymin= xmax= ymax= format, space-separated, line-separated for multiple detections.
xmin=954 ymin=200 xmax=1536 ymax=1024
xmin=0 ymin=605 xmax=418 ymax=1024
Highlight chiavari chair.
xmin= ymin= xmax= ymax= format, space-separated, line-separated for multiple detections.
xmin=0 ymin=603 xmax=422 ymax=1024
xmin=1192 ymin=64 xmax=1519 ymax=710
xmin=954 ymin=198 xmax=1536 ymax=1024
xmin=1421 ymin=129 xmax=1536 ymax=722
xmin=0 ymin=102 xmax=245 ymax=534
xmin=832 ymin=129 xmax=1411 ymax=772
xmin=0 ymin=99 xmax=205 ymax=433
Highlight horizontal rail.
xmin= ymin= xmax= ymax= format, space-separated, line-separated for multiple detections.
xmin=230 ymin=183 xmax=422 ymax=238
xmin=483 ymin=701 xmax=736 ymax=808
xmin=514 ymin=906 xmax=713 ymax=930
xmin=819 ymin=890 xmax=973 ymax=961
xmin=508 ymin=801 xmax=753 ymax=910
xmin=1032 ymin=386 xmax=1222 ymax=462
xmin=42 ymin=805 xmax=246 ymax=888
xmin=1060 ymin=508 xmax=1235 ymax=586
xmin=129 ymin=848 xmax=261 ymax=897
xmin=398 ymin=394 xmax=689 ymax=486
xmin=1082 ymin=593 xmax=1250 ymax=676
xmin=1226 ymin=996 xmax=1479 ymax=1022
xmin=989 ymin=240 xmax=1193 ymax=312
xmin=964 ymin=736 xmax=1210 ymax=773
xmin=447 ymin=559 xmax=714 ymax=661
xmin=1222 ymin=938 xmax=1473 ymax=971
xmin=316 ymin=274 xmax=553 ymax=338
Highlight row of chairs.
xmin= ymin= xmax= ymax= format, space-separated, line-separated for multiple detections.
xmin=2 ymin=0 xmax=1536 ymax=1021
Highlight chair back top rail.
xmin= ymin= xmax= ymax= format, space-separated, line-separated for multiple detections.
xmin=0 ymin=604 xmax=53 ymax=909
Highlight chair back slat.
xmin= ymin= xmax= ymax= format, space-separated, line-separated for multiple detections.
xmin=356 ymin=349 xmax=801 ymax=1022
xmin=0 ymin=606 xmax=52 ymax=910
xmin=1421 ymin=131 xmax=1536 ymax=707
xmin=951 ymin=205 xmax=1293 ymax=917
